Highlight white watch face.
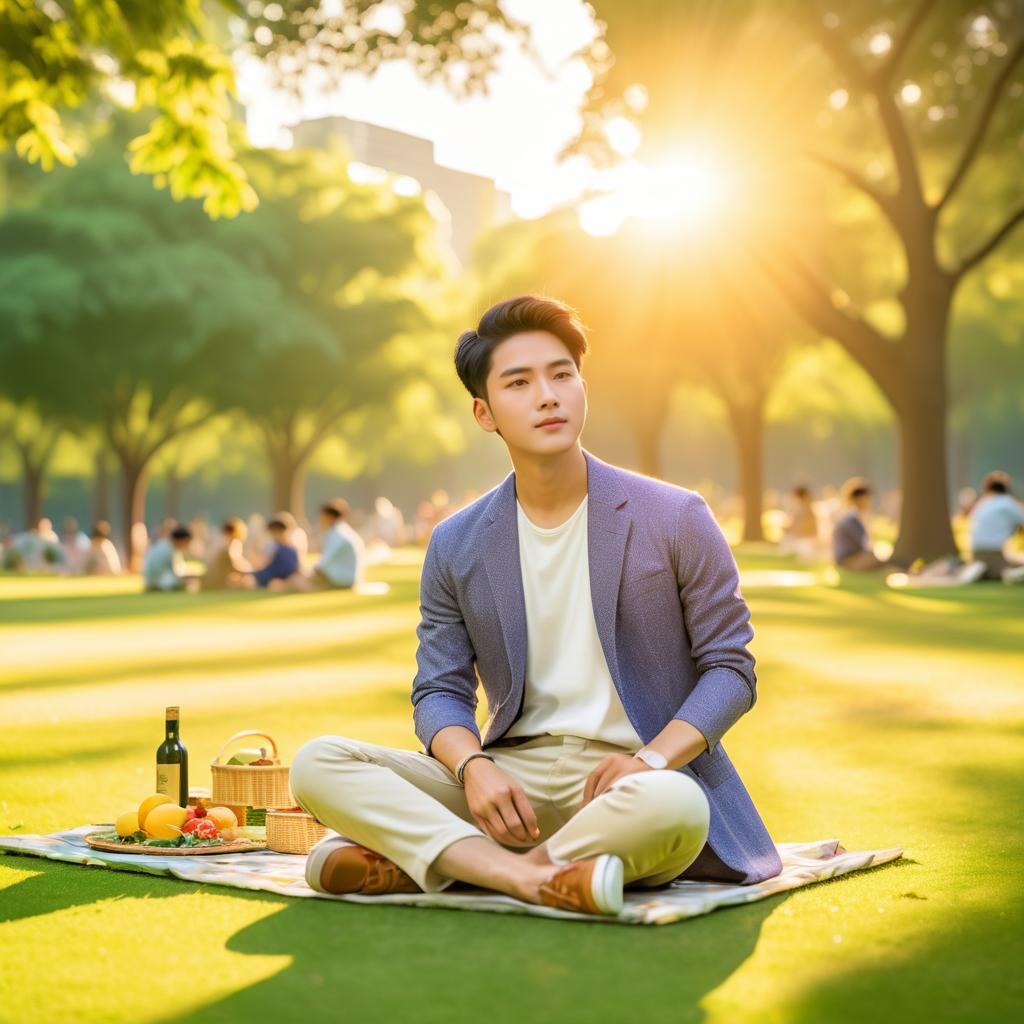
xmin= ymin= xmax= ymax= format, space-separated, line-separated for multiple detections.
xmin=637 ymin=749 xmax=668 ymax=770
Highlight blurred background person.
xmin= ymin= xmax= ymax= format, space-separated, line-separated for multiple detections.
xmin=832 ymin=478 xmax=890 ymax=571
xmin=60 ymin=516 xmax=90 ymax=575
xmin=969 ymin=472 xmax=1024 ymax=583
xmin=83 ymin=521 xmax=122 ymax=576
xmin=253 ymin=518 xmax=300 ymax=589
xmin=780 ymin=484 xmax=820 ymax=561
xmin=282 ymin=499 xmax=366 ymax=591
xmin=142 ymin=524 xmax=198 ymax=592
xmin=202 ymin=516 xmax=254 ymax=591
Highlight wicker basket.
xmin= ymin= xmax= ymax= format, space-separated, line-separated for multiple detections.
xmin=210 ymin=730 xmax=292 ymax=809
xmin=266 ymin=808 xmax=328 ymax=855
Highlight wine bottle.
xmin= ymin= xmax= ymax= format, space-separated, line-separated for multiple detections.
xmin=156 ymin=706 xmax=188 ymax=806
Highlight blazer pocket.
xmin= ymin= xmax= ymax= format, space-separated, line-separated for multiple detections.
xmin=688 ymin=748 xmax=733 ymax=790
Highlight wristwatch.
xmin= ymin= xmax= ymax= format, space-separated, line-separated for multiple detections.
xmin=633 ymin=748 xmax=668 ymax=770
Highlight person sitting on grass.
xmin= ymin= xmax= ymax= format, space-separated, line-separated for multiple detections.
xmin=290 ymin=294 xmax=782 ymax=919
xmin=142 ymin=525 xmax=198 ymax=592
xmin=279 ymin=499 xmax=365 ymax=592
xmin=202 ymin=517 xmax=255 ymax=591
xmin=60 ymin=516 xmax=91 ymax=575
xmin=970 ymin=471 xmax=1024 ymax=583
xmin=252 ymin=518 xmax=300 ymax=590
xmin=83 ymin=521 xmax=121 ymax=576
xmin=832 ymin=478 xmax=891 ymax=571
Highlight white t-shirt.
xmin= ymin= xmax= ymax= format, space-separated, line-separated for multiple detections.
xmin=970 ymin=493 xmax=1024 ymax=552
xmin=504 ymin=495 xmax=644 ymax=749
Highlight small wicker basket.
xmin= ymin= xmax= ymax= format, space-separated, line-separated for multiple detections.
xmin=266 ymin=808 xmax=328 ymax=855
xmin=210 ymin=730 xmax=292 ymax=809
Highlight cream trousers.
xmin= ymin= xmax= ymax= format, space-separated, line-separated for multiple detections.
xmin=290 ymin=733 xmax=711 ymax=893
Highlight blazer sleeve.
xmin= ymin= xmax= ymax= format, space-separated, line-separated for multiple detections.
xmin=670 ymin=493 xmax=757 ymax=754
xmin=411 ymin=525 xmax=482 ymax=756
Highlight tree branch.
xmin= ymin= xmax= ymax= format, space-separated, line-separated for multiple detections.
xmin=883 ymin=0 xmax=938 ymax=78
xmin=805 ymin=149 xmax=902 ymax=229
xmin=954 ymin=204 xmax=1024 ymax=278
xmin=810 ymin=19 xmax=924 ymax=203
xmin=937 ymin=39 xmax=1024 ymax=212
xmin=748 ymin=240 xmax=903 ymax=405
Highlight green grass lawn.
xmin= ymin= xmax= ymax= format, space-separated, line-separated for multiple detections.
xmin=1 ymin=548 xmax=1022 ymax=1024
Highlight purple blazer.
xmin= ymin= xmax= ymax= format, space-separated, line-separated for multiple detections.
xmin=411 ymin=448 xmax=782 ymax=884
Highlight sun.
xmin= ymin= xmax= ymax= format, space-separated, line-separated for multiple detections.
xmin=578 ymin=147 xmax=738 ymax=238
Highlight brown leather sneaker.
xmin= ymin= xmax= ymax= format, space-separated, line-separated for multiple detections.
xmin=305 ymin=836 xmax=423 ymax=895
xmin=538 ymin=853 xmax=624 ymax=916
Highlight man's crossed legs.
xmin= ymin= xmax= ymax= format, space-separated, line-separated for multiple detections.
xmin=290 ymin=733 xmax=710 ymax=915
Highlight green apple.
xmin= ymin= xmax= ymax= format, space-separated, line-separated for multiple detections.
xmin=226 ymin=747 xmax=267 ymax=766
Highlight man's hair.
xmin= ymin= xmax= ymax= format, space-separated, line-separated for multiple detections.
xmin=841 ymin=477 xmax=871 ymax=502
xmin=170 ymin=525 xmax=192 ymax=541
xmin=267 ymin=518 xmax=288 ymax=532
xmin=454 ymin=295 xmax=588 ymax=402
xmin=274 ymin=510 xmax=297 ymax=530
xmin=793 ymin=485 xmax=811 ymax=499
xmin=222 ymin=516 xmax=245 ymax=536
xmin=320 ymin=498 xmax=349 ymax=521
xmin=91 ymin=520 xmax=111 ymax=540
xmin=981 ymin=470 xmax=1011 ymax=495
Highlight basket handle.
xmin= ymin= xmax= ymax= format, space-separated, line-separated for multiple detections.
xmin=211 ymin=730 xmax=280 ymax=766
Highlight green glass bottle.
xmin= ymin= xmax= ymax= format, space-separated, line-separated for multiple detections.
xmin=156 ymin=706 xmax=188 ymax=806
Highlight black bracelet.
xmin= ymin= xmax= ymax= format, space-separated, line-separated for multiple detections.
xmin=456 ymin=752 xmax=495 ymax=785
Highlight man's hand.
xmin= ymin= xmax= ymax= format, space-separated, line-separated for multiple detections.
xmin=463 ymin=759 xmax=541 ymax=846
xmin=581 ymin=752 xmax=652 ymax=807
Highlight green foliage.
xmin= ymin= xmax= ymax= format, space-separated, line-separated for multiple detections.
xmin=0 ymin=1 xmax=526 ymax=216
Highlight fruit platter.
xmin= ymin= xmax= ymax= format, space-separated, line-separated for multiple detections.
xmin=86 ymin=794 xmax=266 ymax=856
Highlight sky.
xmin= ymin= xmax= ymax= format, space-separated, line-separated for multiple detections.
xmin=237 ymin=0 xmax=603 ymax=218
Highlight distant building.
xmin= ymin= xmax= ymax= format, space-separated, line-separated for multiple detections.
xmin=292 ymin=116 xmax=512 ymax=266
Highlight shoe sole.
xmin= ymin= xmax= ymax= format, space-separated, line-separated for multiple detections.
xmin=304 ymin=834 xmax=353 ymax=894
xmin=589 ymin=853 xmax=625 ymax=916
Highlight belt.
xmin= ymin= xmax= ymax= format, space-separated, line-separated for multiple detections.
xmin=488 ymin=734 xmax=543 ymax=748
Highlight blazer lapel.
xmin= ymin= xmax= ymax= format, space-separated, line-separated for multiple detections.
xmin=482 ymin=451 xmax=630 ymax=699
xmin=583 ymin=450 xmax=631 ymax=687
xmin=483 ymin=473 xmax=527 ymax=695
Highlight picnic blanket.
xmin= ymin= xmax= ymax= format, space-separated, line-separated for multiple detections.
xmin=0 ymin=827 xmax=903 ymax=926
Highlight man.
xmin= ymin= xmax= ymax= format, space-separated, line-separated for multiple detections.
xmin=832 ymin=478 xmax=888 ymax=570
xmin=202 ymin=517 xmax=254 ymax=590
xmin=281 ymin=500 xmax=365 ymax=591
xmin=252 ymin=518 xmax=301 ymax=589
xmin=142 ymin=525 xmax=196 ymax=591
xmin=291 ymin=295 xmax=782 ymax=918
xmin=970 ymin=471 xmax=1024 ymax=582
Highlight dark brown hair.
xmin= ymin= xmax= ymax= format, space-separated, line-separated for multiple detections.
xmin=320 ymin=498 xmax=350 ymax=521
xmin=454 ymin=295 xmax=588 ymax=402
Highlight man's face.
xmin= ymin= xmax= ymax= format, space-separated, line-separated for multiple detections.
xmin=473 ymin=330 xmax=587 ymax=456
xmin=319 ymin=512 xmax=334 ymax=531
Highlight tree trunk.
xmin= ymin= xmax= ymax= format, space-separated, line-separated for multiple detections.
xmin=22 ymin=463 xmax=43 ymax=528
xmin=270 ymin=449 xmax=307 ymax=521
xmin=121 ymin=461 xmax=148 ymax=572
xmin=93 ymin=450 xmax=111 ymax=525
xmin=165 ymin=467 xmax=183 ymax=522
xmin=631 ymin=396 xmax=669 ymax=478
xmin=726 ymin=399 xmax=766 ymax=544
xmin=892 ymin=390 xmax=958 ymax=565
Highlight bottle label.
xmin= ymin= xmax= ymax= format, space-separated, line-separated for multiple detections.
xmin=156 ymin=764 xmax=180 ymax=800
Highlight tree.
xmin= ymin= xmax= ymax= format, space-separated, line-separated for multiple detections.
xmin=201 ymin=146 xmax=450 ymax=520
xmin=0 ymin=141 xmax=327 ymax=565
xmin=1 ymin=1 xmax=529 ymax=215
xmin=582 ymin=0 xmax=1024 ymax=562
xmin=0 ymin=399 xmax=65 ymax=527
